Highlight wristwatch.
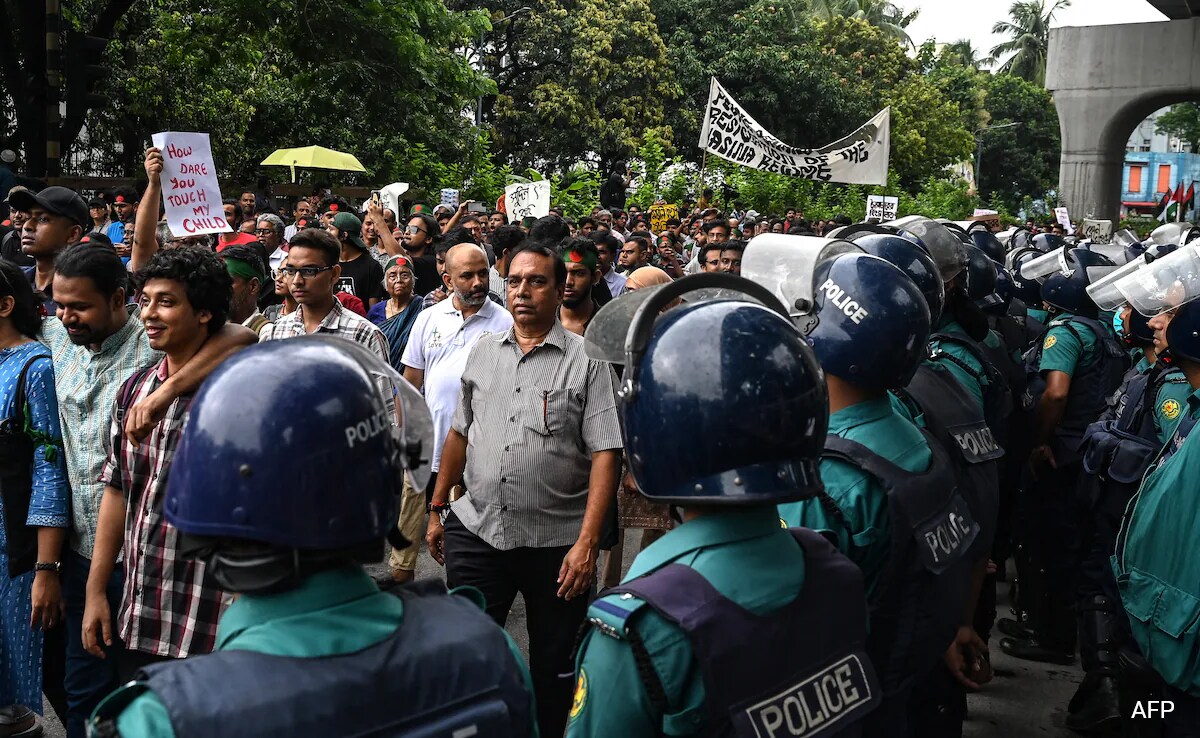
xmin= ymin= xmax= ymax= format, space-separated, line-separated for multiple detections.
xmin=34 ymin=561 xmax=61 ymax=574
xmin=428 ymin=501 xmax=451 ymax=523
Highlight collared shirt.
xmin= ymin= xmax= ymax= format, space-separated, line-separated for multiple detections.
xmin=41 ymin=308 xmax=160 ymax=557
xmin=779 ymin=397 xmax=931 ymax=597
xmin=107 ymin=568 xmax=539 ymax=737
xmin=602 ymin=268 xmax=626 ymax=298
xmin=22 ymin=266 xmax=57 ymax=315
xmin=259 ymin=297 xmax=389 ymax=363
xmin=489 ymin=266 xmax=508 ymax=307
xmin=450 ymin=321 xmax=623 ymax=550
xmin=268 ymin=246 xmax=287 ymax=273
xmin=242 ymin=311 xmax=272 ymax=339
xmin=567 ymin=508 xmax=806 ymax=737
xmin=99 ymin=357 xmax=224 ymax=658
xmin=402 ymin=297 xmax=513 ymax=473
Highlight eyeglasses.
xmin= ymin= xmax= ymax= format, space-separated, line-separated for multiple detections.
xmin=405 ymin=225 xmax=427 ymax=235
xmin=386 ymin=272 xmax=413 ymax=281
xmin=704 ymin=259 xmax=721 ymax=266
xmin=278 ymin=265 xmax=334 ymax=279
xmin=254 ymin=228 xmax=275 ymax=236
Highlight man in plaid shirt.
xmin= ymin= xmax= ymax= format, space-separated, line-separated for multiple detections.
xmin=83 ymin=246 xmax=235 ymax=677
xmin=259 ymin=228 xmax=389 ymax=362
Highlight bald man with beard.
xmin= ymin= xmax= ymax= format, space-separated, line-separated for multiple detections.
xmin=399 ymin=243 xmax=514 ymax=522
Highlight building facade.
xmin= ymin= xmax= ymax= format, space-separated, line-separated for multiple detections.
xmin=1121 ymin=108 xmax=1199 ymax=217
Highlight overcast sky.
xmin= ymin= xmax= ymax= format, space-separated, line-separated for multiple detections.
xmin=906 ymin=0 xmax=1168 ymax=62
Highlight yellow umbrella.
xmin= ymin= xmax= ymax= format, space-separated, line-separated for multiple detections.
xmin=260 ymin=146 xmax=367 ymax=182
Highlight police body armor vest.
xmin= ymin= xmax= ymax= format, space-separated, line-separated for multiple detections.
xmin=1023 ymin=315 xmax=1130 ymax=463
xmin=820 ymin=432 xmax=977 ymax=697
xmin=128 ymin=582 xmax=533 ymax=738
xmin=896 ymin=362 xmax=1002 ymax=558
xmin=929 ymin=331 xmax=1014 ymax=439
xmin=1082 ymin=363 xmax=1187 ymax=513
xmin=600 ymin=527 xmax=881 ymax=738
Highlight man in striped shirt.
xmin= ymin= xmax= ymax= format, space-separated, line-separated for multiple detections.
xmin=425 ymin=242 xmax=622 ymax=738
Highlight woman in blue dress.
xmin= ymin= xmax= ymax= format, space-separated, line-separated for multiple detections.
xmin=0 ymin=259 xmax=69 ymax=734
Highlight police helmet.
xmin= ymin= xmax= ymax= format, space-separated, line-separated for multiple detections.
xmin=1031 ymin=233 xmax=1067 ymax=253
xmin=1009 ymin=228 xmax=1034 ymax=252
xmin=1166 ymin=300 xmax=1200 ymax=364
xmin=165 ymin=337 xmax=434 ymax=592
xmin=742 ymin=235 xmax=931 ymax=390
xmin=1041 ymin=248 xmax=1117 ymax=318
xmin=963 ymin=245 xmax=998 ymax=301
xmin=970 ymin=230 xmax=1006 ymax=264
xmin=1009 ymin=248 xmax=1046 ymax=305
xmin=586 ymin=273 xmax=828 ymax=505
xmin=852 ymin=233 xmax=945 ymax=324
xmin=885 ymin=216 xmax=967 ymax=282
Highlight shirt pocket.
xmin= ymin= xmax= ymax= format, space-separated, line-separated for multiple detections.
xmin=525 ymin=387 xmax=583 ymax=437
xmin=1117 ymin=567 xmax=1200 ymax=690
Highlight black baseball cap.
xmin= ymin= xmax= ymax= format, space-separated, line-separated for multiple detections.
xmin=8 ymin=186 xmax=89 ymax=228
xmin=87 ymin=197 xmax=107 ymax=209
xmin=76 ymin=231 xmax=115 ymax=250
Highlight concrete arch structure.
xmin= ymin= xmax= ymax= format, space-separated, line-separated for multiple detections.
xmin=1047 ymin=17 xmax=1200 ymax=221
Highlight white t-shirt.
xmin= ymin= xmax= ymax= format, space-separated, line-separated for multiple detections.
xmin=401 ymin=297 xmax=513 ymax=473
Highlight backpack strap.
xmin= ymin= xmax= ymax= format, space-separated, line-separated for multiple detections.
xmin=114 ymin=366 xmax=157 ymax=426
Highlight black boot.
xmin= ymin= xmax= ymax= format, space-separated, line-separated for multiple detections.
xmin=1118 ymin=648 xmax=1165 ymax=738
xmin=1000 ymin=591 xmax=1076 ymax=665
xmin=1066 ymin=595 xmax=1121 ymax=733
xmin=996 ymin=617 xmax=1036 ymax=640
xmin=999 ymin=635 xmax=1076 ymax=665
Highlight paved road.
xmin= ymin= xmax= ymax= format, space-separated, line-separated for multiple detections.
xmin=43 ymin=533 xmax=1085 ymax=737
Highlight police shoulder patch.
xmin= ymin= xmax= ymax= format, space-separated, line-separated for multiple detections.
xmin=569 ymin=669 xmax=588 ymax=721
xmin=1161 ymin=399 xmax=1182 ymax=421
xmin=1043 ymin=334 xmax=1058 ymax=350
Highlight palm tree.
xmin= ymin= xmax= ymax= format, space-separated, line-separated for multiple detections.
xmin=990 ymin=0 xmax=1071 ymax=86
xmin=811 ymin=0 xmax=920 ymax=49
xmin=941 ymin=39 xmax=996 ymax=70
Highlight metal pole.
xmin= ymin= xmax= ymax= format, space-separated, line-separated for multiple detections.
xmin=45 ymin=0 xmax=61 ymax=177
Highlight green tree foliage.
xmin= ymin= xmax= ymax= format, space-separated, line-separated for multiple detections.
xmin=940 ymin=39 xmax=996 ymax=71
xmin=1155 ymin=103 xmax=1200 ymax=153
xmin=977 ymin=74 xmax=1061 ymax=213
xmin=809 ymin=0 xmax=919 ymax=49
xmin=990 ymin=0 xmax=1070 ymax=86
xmin=479 ymin=0 xmax=677 ymax=173
xmin=2 ymin=0 xmax=493 ymax=181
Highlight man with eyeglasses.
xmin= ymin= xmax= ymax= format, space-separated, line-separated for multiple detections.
xmin=402 ymin=212 xmax=442 ymax=296
xmin=697 ymin=241 xmax=724 ymax=273
xmin=259 ymin=229 xmax=388 ymax=363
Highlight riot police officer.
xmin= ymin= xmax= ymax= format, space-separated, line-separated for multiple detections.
xmin=89 ymin=337 xmax=538 ymax=738
xmin=1003 ymin=248 xmax=1129 ymax=668
xmin=568 ymin=272 xmax=880 ymax=737
xmin=1111 ymin=245 xmax=1200 ymax=735
xmin=742 ymin=236 xmax=978 ymax=737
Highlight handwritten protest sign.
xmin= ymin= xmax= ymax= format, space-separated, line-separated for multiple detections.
xmin=699 ymin=78 xmax=890 ymax=186
xmin=504 ymin=181 xmax=551 ymax=223
xmin=1054 ymin=206 xmax=1075 ymax=235
xmin=378 ymin=182 xmax=410 ymax=216
xmin=650 ymin=203 xmax=678 ymax=234
xmin=151 ymin=132 xmax=230 ymax=236
xmin=866 ymin=195 xmax=898 ymax=221
xmin=1081 ymin=219 xmax=1113 ymax=244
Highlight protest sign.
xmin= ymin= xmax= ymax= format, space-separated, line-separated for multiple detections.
xmin=1081 ymin=218 xmax=1113 ymax=244
xmin=698 ymin=78 xmax=890 ymax=186
xmin=866 ymin=195 xmax=898 ymax=221
xmin=440 ymin=189 xmax=460 ymax=210
xmin=151 ymin=132 xmax=230 ymax=236
xmin=1054 ymin=206 xmax=1075 ymax=235
xmin=504 ymin=181 xmax=551 ymax=223
xmin=650 ymin=203 xmax=678 ymax=233
xmin=378 ymin=182 xmax=410 ymax=216
xmin=969 ymin=208 xmax=1001 ymax=232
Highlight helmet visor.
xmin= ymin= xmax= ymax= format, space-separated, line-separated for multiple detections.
xmin=885 ymin=216 xmax=966 ymax=281
xmin=1115 ymin=245 xmax=1200 ymax=317
xmin=1112 ymin=229 xmax=1141 ymax=248
xmin=1150 ymin=222 xmax=1198 ymax=247
xmin=1019 ymin=249 xmax=1065 ymax=281
xmin=1087 ymin=242 xmax=1129 ymax=266
xmin=740 ymin=235 xmax=861 ymax=318
xmin=1086 ymin=257 xmax=1147 ymax=312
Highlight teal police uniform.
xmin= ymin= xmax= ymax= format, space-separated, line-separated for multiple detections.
xmin=779 ymin=398 xmax=932 ymax=597
xmin=1114 ymin=388 xmax=1200 ymax=695
xmin=95 ymin=569 xmax=539 ymax=737
xmin=929 ymin=319 xmax=990 ymax=412
xmin=1028 ymin=307 xmax=1050 ymax=325
xmin=566 ymin=507 xmax=812 ymax=737
xmin=1150 ymin=369 xmax=1191 ymax=444
xmin=1039 ymin=312 xmax=1101 ymax=378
